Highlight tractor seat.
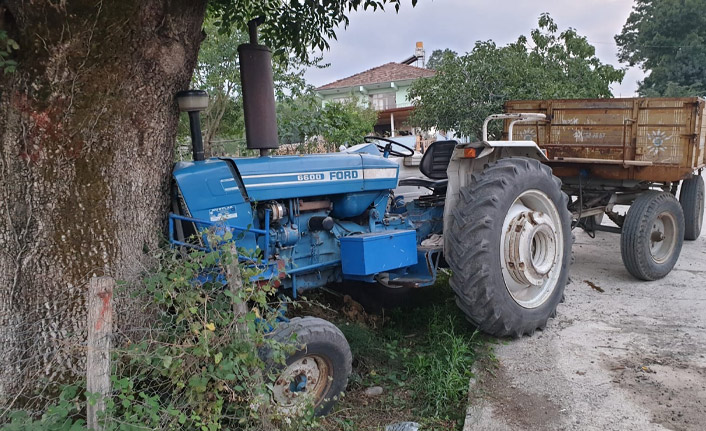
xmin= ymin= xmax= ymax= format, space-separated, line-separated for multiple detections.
xmin=398 ymin=140 xmax=457 ymax=191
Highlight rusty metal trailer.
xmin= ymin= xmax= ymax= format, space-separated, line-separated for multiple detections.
xmin=504 ymin=97 xmax=706 ymax=281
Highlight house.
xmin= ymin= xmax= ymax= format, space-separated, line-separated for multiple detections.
xmin=316 ymin=44 xmax=435 ymax=138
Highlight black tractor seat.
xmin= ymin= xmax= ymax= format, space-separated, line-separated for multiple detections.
xmin=397 ymin=140 xmax=457 ymax=192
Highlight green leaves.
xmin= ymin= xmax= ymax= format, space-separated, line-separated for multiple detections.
xmin=0 ymin=30 xmax=19 ymax=74
xmin=207 ymin=1 xmax=413 ymax=63
xmin=615 ymin=0 xmax=706 ymax=96
xmin=408 ymin=14 xmax=624 ymax=140
xmin=277 ymin=96 xmax=377 ymax=151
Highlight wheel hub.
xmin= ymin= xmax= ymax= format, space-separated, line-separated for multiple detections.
xmin=504 ymin=211 xmax=558 ymax=286
xmin=272 ymin=355 xmax=328 ymax=411
xmin=649 ymin=212 xmax=677 ymax=263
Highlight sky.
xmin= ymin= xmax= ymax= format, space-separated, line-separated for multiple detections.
xmin=304 ymin=0 xmax=645 ymax=97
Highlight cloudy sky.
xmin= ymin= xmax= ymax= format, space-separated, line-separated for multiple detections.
xmin=305 ymin=0 xmax=644 ymax=97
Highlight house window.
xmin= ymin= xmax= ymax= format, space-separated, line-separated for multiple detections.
xmin=370 ymin=92 xmax=396 ymax=111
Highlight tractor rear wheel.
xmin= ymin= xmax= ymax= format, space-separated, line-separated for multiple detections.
xmin=446 ymin=158 xmax=571 ymax=338
xmin=679 ymin=174 xmax=704 ymax=240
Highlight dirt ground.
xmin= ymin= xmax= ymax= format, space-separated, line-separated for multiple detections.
xmin=465 ymin=214 xmax=706 ymax=430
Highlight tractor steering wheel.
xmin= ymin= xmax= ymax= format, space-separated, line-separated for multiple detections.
xmin=364 ymin=136 xmax=414 ymax=158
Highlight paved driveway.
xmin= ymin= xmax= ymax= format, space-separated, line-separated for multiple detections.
xmin=465 ymin=209 xmax=706 ymax=430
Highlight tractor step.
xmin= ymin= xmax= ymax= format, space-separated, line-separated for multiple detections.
xmin=385 ymin=245 xmax=443 ymax=288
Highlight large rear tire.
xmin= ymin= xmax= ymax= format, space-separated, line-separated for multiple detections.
xmin=268 ymin=317 xmax=352 ymax=416
xmin=446 ymin=158 xmax=572 ymax=338
xmin=679 ymin=174 xmax=704 ymax=240
xmin=621 ymin=191 xmax=684 ymax=280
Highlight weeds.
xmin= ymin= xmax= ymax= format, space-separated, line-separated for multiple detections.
xmin=322 ymin=275 xmax=487 ymax=430
xmin=1 ymin=238 xmax=317 ymax=431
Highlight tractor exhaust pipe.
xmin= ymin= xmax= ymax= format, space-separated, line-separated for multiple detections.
xmin=239 ymin=18 xmax=279 ymax=156
xmin=176 ymin=89 xmax=209 ymax=161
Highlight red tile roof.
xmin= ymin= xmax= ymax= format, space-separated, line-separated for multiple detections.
xmin=317 ymin=62 xmax=435 ymax=90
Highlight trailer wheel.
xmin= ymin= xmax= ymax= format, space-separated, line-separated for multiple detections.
xmin=679 ymin=175 xmax=704 ymax=240
xmin=446 ymin=158 xmax=571 ymax=338
xmin=621 ymin=191 xmax=684 ymax=280
xmin=268 ymin=317 xmax=352 ymax=416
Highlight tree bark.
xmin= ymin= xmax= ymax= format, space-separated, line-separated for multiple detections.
xmin=0 ymin=0 xmax=207 ymax=405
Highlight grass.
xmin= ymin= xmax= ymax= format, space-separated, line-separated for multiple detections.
xmin=299 ymin=272 xmax=491 ymax=430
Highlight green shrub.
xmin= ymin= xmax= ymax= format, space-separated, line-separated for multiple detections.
xmin=2 ymin=237 xmax=316 ymax=431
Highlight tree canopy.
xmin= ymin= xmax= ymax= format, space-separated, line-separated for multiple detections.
xmin=425 ymin=48 xmax=457 ymax=70
xmin=278 ymin=96 xmax=377 ymax=152
xmin=408 ymin=14 xmax=625 ymax=140
xmin=209 ymin=0 xmax=416 ymax=61
xmin=615 ymin=0 xmax=706 ymax=96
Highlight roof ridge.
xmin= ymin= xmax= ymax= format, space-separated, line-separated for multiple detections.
xmin=317 ymin=62 xmax=434 ymax=91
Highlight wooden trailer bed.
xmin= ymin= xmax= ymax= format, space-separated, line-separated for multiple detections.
xmin=504 ymin=97 xmax=706 ymax=182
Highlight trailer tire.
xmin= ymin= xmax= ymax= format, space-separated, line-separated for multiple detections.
xmin=621 ymin=191 xmax=684 ymax=281
xmin=446 ymin=158 xmax=571 ymax=338
xmin=679 ymin=175 xmax=704 ymax=240
xmin=267 ymin=317 xmax=352 ymax=416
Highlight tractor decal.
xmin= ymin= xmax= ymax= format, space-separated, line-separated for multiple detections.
xmin=208 ymin=205 xmax=238 ymax=221
xmin=241 ymin=168 xmax=396 ymax=188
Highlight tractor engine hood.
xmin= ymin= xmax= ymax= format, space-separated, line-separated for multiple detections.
xmin=228 ymin=153 xmax=399 ymax=201
xmin=172 ymin=152 xmax=400 ymax=226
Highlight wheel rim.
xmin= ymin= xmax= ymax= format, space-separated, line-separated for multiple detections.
xmin=500 ymin=189 xmax=564 ymax=309
xmin=649 ymin=211 xmax=677 ymax=264
xmin=272 ymin=355 xmax=332 ymax=413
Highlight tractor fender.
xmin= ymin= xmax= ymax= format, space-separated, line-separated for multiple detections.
xmin=472 ymin=140 xmax=548 ymax=162
xmin=442 ymin=140 xmax=548 ymax=256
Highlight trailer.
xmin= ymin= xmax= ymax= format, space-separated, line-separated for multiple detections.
xmin=505 ymin=97 xmax=706 ymax=280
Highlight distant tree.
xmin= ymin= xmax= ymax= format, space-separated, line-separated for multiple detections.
xmin=408 ymin=14 xmax=625 ymax=140
xmin=425 ymin=48 xmax=457 ymax=70
xmin=278 ymin=95 xmax=377 ymax=151
xmin=319 ymin=100 xmax=378 ymax=149
xmin=615 ymin=0 xmax=706 ymax=96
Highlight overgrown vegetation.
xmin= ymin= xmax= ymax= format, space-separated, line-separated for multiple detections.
xmin=408 ymin=13 xmax=625 ymax=140
xmin=1 ymin=252 xmax=485 ymax=431
xmin=1 ymin=238 xmax=319 ymax=430
xmin=311 ymin=275 xmax=489 ymax=430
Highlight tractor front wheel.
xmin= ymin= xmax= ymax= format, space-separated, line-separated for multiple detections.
xmin=268 ymin=317 xmax=352 ymax=416
xmin=446 ymin=158 xmax=571 ymax=338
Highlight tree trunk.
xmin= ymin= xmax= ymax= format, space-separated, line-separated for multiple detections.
xmin=0 ymin=0 xmax=207 ymax=405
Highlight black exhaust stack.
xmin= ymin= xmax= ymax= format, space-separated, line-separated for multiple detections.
xmin=238 ymin=18 xmax=279 ymax=156
xmin=176 ymin=89 xmax=209 ymax=161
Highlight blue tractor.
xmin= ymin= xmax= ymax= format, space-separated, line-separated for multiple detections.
xmin=169 ymin=21 xmax=572 ymax=415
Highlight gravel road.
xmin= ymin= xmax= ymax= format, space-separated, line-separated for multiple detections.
xmin=465 ymin=212 xmax=706 ymax=430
